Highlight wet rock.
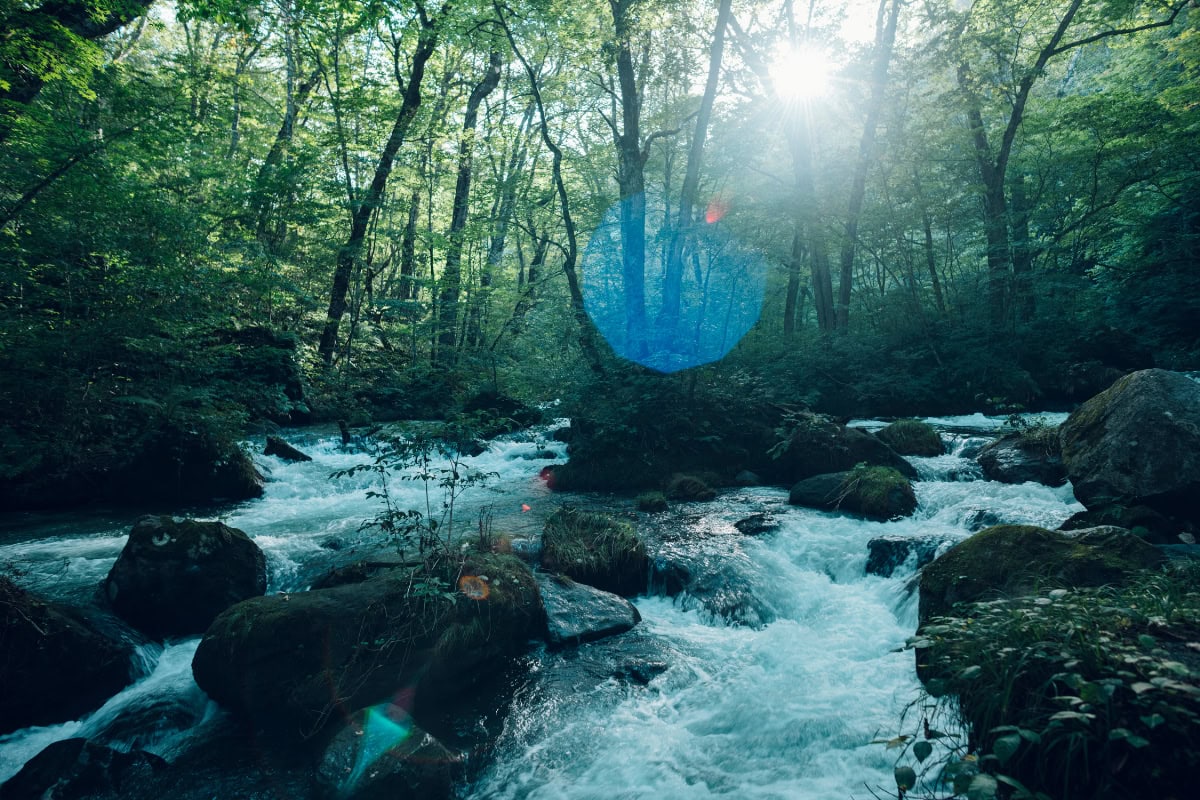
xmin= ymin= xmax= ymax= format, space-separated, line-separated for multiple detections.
xmin=536 ymin=573 xmax=640 ymax=647
xmin=788 ymin=467 xmax=917 ymax=521
xmin=191 ymin=553 xmax=544 ymax=738
xmin=976 ymin=429 xmax=1065 ymax=486
xmin=865 ymin=535 xmax=950 ymax=578
xmin=734 ymin=470 xmax=761 ymax=486
xmin=0 ymin=578 xmax=135 ymax=735
xmin=666 ymin=474 xmax=717 ymax=502
xmin=1060 ymin=369 xmax=1200 ymax=523
xmin=309 ymin=557 xmax=416 ymax=590
xmin=964 ymin=509 xmax=1005 ymax=532
xmin=636 ymin=492 xmax=669 ymax=512
xmin=104 ymin=516 xmax=267 ymax=638
xmin=264 ymin=435 xmax=312 ymax=463
xmin=733 ymin=513 xmax=778 ymax=536
xmin=540 ymin=507 xmax=648 ymax=597
xmin=876 ymin=420 xmax=945 ymax=457
xmin=0 ymin=739 xmax=166 ymax=800
xmin=648 ymin=554 xmax=774 ymax=628
xmin=764 ymin=412 xmax=918 ymax=484
xmin=918 ymin=524 xmax=1164 ymax=624
xmin=317 ymin=706 xmax=460 ymax=800
xmin=613 ymin=659 xmax=669 ymax=685
xmin=1058 ymin=504 xmax=1190 ymax=545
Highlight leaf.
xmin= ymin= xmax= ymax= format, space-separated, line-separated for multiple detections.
xmin=1130 ymin=681 xmax=1156 ymax=695
xmin=1139 ymin=713 xmax=1165 ymax=729
xmin=959 ymin=665 xmax=983 ymax=680
xmin=993 ymin=734 xmax=1021 ymax=764
xmin=894 ymin=765 xmax=917 ymax=792
xmin=967 ymin=773 xmax=999 ymax=800
xmin=913 ymin=740 xmax=933 ymax=763
xmin=1109 ymin=728 xmax=1150 ymax=748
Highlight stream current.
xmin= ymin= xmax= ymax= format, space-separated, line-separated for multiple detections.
xmin=0 ymin=413 xmax=1079 ymax=798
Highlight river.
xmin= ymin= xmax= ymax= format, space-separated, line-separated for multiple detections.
xmin=0 ymin=414 xmax=1081 ymax=798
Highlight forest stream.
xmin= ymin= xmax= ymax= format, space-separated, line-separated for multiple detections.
xmin=0 ymin=413 xmax=1079 ymax=799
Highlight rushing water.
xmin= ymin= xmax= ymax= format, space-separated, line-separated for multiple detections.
xmin=0 ymin=417 xmax=1083 ymax=796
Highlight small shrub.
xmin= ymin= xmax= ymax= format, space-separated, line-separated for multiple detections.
xmin=541 ymin=507 xmax=648 ymax=596
xmin=666 ymin=474 xmax=717 ymax=502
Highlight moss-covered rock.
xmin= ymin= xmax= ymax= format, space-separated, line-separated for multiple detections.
xmin=191 ymin=552 xmax=544 ymax=739
xmin=1 ymin=578 xmax=135 ymax=735
xmin=876 ymin=420 xmax=944 ymax=456
xmin=540 ymin=508 xmax=648 ymax=597
xmin=765 ymin=412 xmax=917 ymax=484
xmin=0 ymin=738 xmax=168 ymax=800
xmin=977 ymin=427 xmax=1065 ymax=486
xmin=1060 ymin=369 xmax=1200 ymax=522
xmin=104 ymin=516 xmax=267 ymax=638
xmin=788 ymin=466 xmax=917 ymax=521
xmin=918 ymin=524 xmax=1164 ymax=624
xmin=665 ymin=474 xmax=716 ymax=502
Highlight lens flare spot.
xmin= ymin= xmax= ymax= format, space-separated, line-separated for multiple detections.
xmin=343 ymin=703 xmax=414 ymax=792
xmin=458 ymin=574 xmax=489 ymax=600
xmin=705 ymin=197 xmax=729 ymax=224
xmin=521 ymin=503 xmax=532 ymax=512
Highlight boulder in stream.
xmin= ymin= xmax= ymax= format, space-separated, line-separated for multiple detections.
xmin=918 ymin=524 xmax=1164 ymax=623
xmin=788 ymin=466 xmax=917 ymax=521
xmin=104 ymin=516 xmax=267 ymax=638
xmin=191 ymin=553 xmax=544 ymax=738
xmin=540 ymin=507 xmax=649 ymax=597
xmin=0 ymin=738 xmax=167 ymax=800
xmin=865 ymin=535 xmax=951 ymax=578
xmin=1060 ymin=369 xmax=1200 ymax=523
xmin=976 ymin=428 xmax=1065 ymax=486
xmin=536 ymin=573 xmax=641 ymax=647
xmin=0 ymin=577 xmax=135 ymax=735
xmin=765 ymin=412 xmax=918 ymax=484
xmin=264 ymin=435 xmax=312 ymax=463
xmin=876 ymin=419 xmax=944 ymax=457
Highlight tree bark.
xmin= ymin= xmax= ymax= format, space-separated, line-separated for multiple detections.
xmin=317 ymin=4 xmax=445 ymax=366
xmin=435 ymin=50 xmax=503 ymax=365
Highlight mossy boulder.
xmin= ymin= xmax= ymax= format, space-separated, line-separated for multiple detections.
xmin=191 ymin=552 xmax=544 ymax=738
xmin=1059 ymin=504 xmax=1190 ymax=545
xmin=918 ymin=524 xmax=1164 ymax=624
xmin=788 ymin=466 xmax=917 ymax=521
xmin=764 ymin=412 xmax=917 ymax=485
xmin=104 ymin=516 xmax=267 ymax=638
xmin=876 ymin=420 xmax=944 ymax=457
xmin=1060 ymin=369 xmax=1200 ymax=522
xmin=976 ymin=427 xmax=1065 ymax=486
xmin=0 ymin=578 xmax=135 ymax=735
xmin=264 ymin=436 xmax=312 ymax=463
xmin=665 ymin=474 xmax=717 ymax=502
xmin=540 ymin=508 xmax=648 ymax=597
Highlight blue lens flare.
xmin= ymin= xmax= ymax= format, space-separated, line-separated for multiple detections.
xmin=582 ymin=195 xmax=766 ymax=373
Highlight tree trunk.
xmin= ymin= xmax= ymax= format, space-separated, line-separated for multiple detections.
xmin=317 ymin=7 xmax=444 ymax=366
xmin=835 ymin=0 xmax=900 ymax=330
xmin=787 ymin=119 xmax=834 ymax=332
xmin=436 ymin=50 xmax=503 ymax=365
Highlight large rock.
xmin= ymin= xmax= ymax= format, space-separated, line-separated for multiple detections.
xmin=104 ymin=516 xmax=267 ymax=637
xmin=536 ymin=573 xmax=641 ymax=647
xmin=876 ymin=420 xmax=944 ymax=457
xmin=191 ymin=553 xmax=543 ymax=737
xmin=976 ymin=429 xmax=1065 ymax=486
xmin=317 ymin=706 xmax=460 ymax=800
xmin=766 ymin=413 xmax=917 ymax=484
xmin=114 ymin=430 xmax=265 ymax=506
xmin=1060 ymin=369 xmax=1200 ymax=521
xmin=264 ymin=435 xmax=312 ymax=463
xmin=918 ymin=525 xmax=1164 ymax=623
xmin=788 ymin=467 xmax=917 ymax=521
xmin=0 ymin=739 xmax=166 ymax=800
xmin=541 ymin=508 xmax=649 ymax=597
xmin=0 ymin=578 xmax=134 ymax=735
xmin=866 ymin=535 xmax=951 ymax=578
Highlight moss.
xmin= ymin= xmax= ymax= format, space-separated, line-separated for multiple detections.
xmin=665 ymin=474 xmax=717 ymax=502
xmin=839 ymin=465 xmax=916 ymax=520
xmin=876 ymin=419 xmax=944 ymax=456
xmin=541 ymin=507 xmax=648 ymax=596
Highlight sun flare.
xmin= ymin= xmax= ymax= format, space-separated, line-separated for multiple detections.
xmin=769 ymin=45 xmax=834 ymax=102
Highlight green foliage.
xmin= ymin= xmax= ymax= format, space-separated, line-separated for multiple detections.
xmin=635 ymin=491 xmax=668 ymax=512
xmin=877 ymin=420 xmax=945 ymax=457
xmin=541 ymin=506 xmax=647 ymax=595
xmin=900 ymin=562 xmax=1200 ymax=799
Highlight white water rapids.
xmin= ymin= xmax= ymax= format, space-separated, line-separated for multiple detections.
xmin=0 ymin=415 xmax=1083 ymax=797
